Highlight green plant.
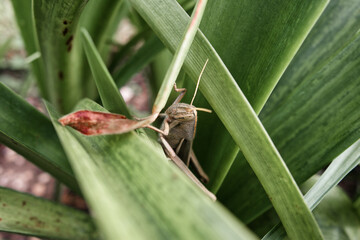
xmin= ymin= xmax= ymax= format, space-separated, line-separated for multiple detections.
xmin=0 ymin=0 xmax=359 ymax=239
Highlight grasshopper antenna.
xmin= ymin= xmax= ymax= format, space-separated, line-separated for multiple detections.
xmin=195 ymin=107 xmax=212 ymax=113
xmin=190 ymin=59 xmax=209 ymax=105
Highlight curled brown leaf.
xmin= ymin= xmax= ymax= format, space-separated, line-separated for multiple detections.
xmin=59 ymin=110 xmax=157 ymax=135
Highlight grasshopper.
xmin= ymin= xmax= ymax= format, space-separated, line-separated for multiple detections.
xmin=147 ymin=60 xmax=215 ymax=199
xmin=159 ymin=84 xmax=210 ymax=183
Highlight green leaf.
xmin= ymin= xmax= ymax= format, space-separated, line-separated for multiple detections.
xmin=0 ymin=82 xmax=79 ymax=193
xmin=304 ymin=140 xmax=360 ymax=210
xmin=75 ymin=0 xmax=128 ymax=99
xmin=152 ymin=0 xmax=208 ymax=114
xmin=201 ymin=0 xmax=329 ymax=112
xmin=81 ymin=28 xmax=130 ymax=117
xmin=0 ymin=187 xmax=96 ymax=240
xmin=302 ymin=177 xmax=360 ymax=240
xmin=47 ymin=99 xmax=258 ymax=240
xmin=263 ymin=140 xmax=360 ymax=239
xmin=127 ymin=0 xmax=324 ymax=239
xmin=33 ymin=0 xmax=88 ymax=113
xmin=10 ymin=0 xmax=47 ymax=99
xmin=219 ymin=0 xmax=360 ymax=222
xmin=150 ymin=49 xmax=174 ymax=100
xmin=78 ymin=0 xmax=125 ymax=60
xmin=176 ymin=0 xmax=330 ymax=192
xmin=113 ymin=34 xmax=164 ymax=88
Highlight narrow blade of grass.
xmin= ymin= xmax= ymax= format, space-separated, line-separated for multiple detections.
xmin=305 ymin=140 xmax=360 ymax=210
xmin=302 ymin=178 xmax=360 ymax=240
xmin=10 ymin=0 xmax=47 ymax=99
xmin=74 ymin=0 xmax=128 ymax=99
xmin=113 ymin=34 xmax=164 ymax=88
xmin=263 ymin=139 xmax=360 ymax=239
xmin=81 ymin=28 xmax=130 ymax=117
xmin=152 ymin=0 xmax=208 ymax=114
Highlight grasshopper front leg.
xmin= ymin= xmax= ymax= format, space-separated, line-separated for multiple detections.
xmin=172 ymin=83 xmax=187 ymax=105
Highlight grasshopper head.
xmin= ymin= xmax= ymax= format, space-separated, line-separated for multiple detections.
xmin=165 ymin=103 xmax=197 ymax=122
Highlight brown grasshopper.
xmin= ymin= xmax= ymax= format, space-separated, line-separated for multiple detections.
xmin=147 ymin=60 xmax=215 ymax=199
xmin=159 ymin=84 xmax=210 ymax=183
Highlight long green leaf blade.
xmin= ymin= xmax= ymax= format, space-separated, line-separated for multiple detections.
xmin=219 ymin=0 xmax=360 ymax=222
xmin=10 ymin=0 xmax=47 ymax=99
xmin=47 ymin=99 xmax=258 ymax=240
xmin=113 ymin=34 xmax=164 ymax=88
xmin=147 ymin=0 xmax=329 ymax=192
xmin=153 ymin=0 xmax=208 ymax=114
xmin=33 ymin=0 xmax=88 ymax=112
xmin=0 ymin=83 xmax=79 ymax=192
xmin=127 ymin=0 xmax=324 ymax=239
xmin=81 ymin=28 xmax=130 ymax=117
xmin=74 ymin=0 xmax=128 ymax=99
xmin=305 ymin=140 xmax=360 ymax=210
xmin=193 ymin=0 xmax=330 ymax=191
xmin=302 ymin=178 xmax=360 ymax=240
xmin=109 ymin=28 xmax=152 ymax=75
xmin=0 ymin=187 xmax=96 ymax=240
xmin=263 ymin=139 xmax=360 ymax=239
xmin=201 ymin=0 xmax=329 ymax=112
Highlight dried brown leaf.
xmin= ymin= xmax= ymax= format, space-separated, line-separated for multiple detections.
xmin=59 ymin=110 xmax=156 ymax=135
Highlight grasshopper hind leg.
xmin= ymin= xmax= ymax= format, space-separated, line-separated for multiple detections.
xmin=190 ymin=149 xmax=209 ymax=184
xmin=173 ymin=138 xmax=209 ymax=184
xmin=159 ymin=136 xmax=215 ymax=200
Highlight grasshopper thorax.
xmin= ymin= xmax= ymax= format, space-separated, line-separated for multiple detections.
xmin=165 ymin=103 xmax=197 ymax=122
